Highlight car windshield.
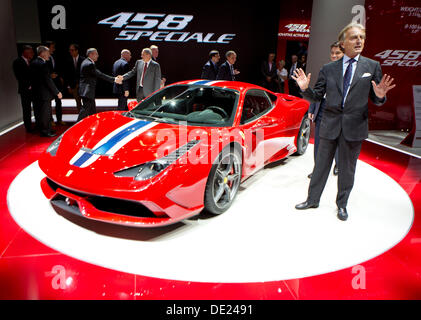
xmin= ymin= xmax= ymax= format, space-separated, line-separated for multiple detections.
xmin=128 ymin=85 xmax=239 ymax=127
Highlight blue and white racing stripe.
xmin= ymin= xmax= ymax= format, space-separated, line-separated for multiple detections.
xmin=70 ymin=119 xmax=157 ymax=168
xmin=188 ymin=80 xmax=223 ymax=86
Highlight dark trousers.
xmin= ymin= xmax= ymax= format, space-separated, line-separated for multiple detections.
xmin=136 ymin=87 xmax=145 ymax=102
xmin=314 ymin=117 xmax=338 ymax=165
xmin=307 ymin=131 xmax=362 ymax=208
xmin=116 ymin=94 xmax=128 ymax=111
xmin=53 ymin=97 xmax=62 ymax=122
xmin=77 ymin=97 xmax=96 ymax=122
xmin=70 ymin=84 xmax=82 ymax=113
xmin=288 ymin=80 xmax=301 ymax=97
xmin=19 ymin=92 xmax=33 ymax=131
xmin=33 ymin=99 xmax=52 ymax=135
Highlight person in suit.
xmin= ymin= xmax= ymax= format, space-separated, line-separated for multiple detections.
xmin=121 ymin=48 xmax=161 ymax=102
xmin=201 ymin=50 xmax=220 ymax=80
xmin=261 ymin=52 xmax=277 ymax=91
xmin=217 ymin=51 xmax=240 ymax=81
xmin=307 ymin=41 xmax=344 ymax=178
xmin=293 ymin=22 xmax=396 ymax=221
xmin=46 ymin=41 xmax=65 ymax=125
xmin=150 ymin=45 xmax=166 ymax=88
xmin=64 ymin=44 xmax=84 ymax=114
xmin=29 ymin=46 xmax=62 ymax=137
xmin=288 ymin=54 xmax=302 ymax=97
xmin=77 ymin=48 xmax=122 ymax=121
xmin=12 ymin=45 xmax=34 ymax=132
xmin=112 ymin=49 xmax=131 ymax=111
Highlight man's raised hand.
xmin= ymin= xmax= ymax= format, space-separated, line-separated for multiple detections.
xmin=291 ymin=68 xmax=311 ymax=91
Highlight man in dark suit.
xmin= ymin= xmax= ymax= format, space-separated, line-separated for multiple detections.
xmin=201 ymin=50 xmax=220 ymax=80
xmin=46 ymin=41 xmax=65 ymax=125
xmin=307 ymin=41 xmax=344 ymax=178
xmin=217 ymin=51 xmax=240 ymax=81
xmin=29 ymin=46 xmax=62 ymax=137
xmin=150 ymin=45 xmax=166 ymax=88
xmin=288 ymin=54 xmax=302 ymax=97
xmin=112 ymin=49 xmax=131 ymax=111
xmin=77 ymin=48 xmax=122 ymax=121
xmin=121 ymin=48 xmax=161 ymax=102
xmin=64 ymin=44 xmax=84 ymax=114
xmin=293 ymin=22 xmax=396 ymax=221
xmin=261 ymin=52 xmax=277 ymax=91
xmin=12 ymin=45 xmax=34 ymax=132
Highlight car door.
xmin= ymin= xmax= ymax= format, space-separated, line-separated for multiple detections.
xmin=239 ymin=89 xmax=285 ymax=177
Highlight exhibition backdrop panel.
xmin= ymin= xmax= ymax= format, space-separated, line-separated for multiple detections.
xmin=36 ymin=0 xmax=281 ymax=96
xmin=364 ymin=0 xmax=421 ymax=143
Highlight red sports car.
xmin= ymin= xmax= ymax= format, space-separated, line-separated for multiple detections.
xmin=39 ymin=80 xmax=310 ymax=227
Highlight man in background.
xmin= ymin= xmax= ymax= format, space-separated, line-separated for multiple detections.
xmin=46 ymin=41 xmax=65 ymax=125
xmin=30 ymin=46 xmax=62 ymax=137
xmin=288 ymin=54 xmax=302 ymax=97
xmin=12 ymin=45 xmax=34 ymax=132
xmin=261 ymin=52 xmax=277 ymax=91
xmin=78 ymin=48 xmax=122 ymax=121
xmin=122 ymin=48 xmax=161 ymax=102
xmin=201 ymin=50 xmax=220 ymax=80
xmin=217 ymin=51 xmax=240 ymax=81
xmin=112 ymin=49 xmax=131 ymax=111
xmin=150 ymin=45 xmax=166 ymax=88
xmin=64 ymin=44 xmax=84 ymax=114
xmin=307 ymin=41 xmax=344 ymax=178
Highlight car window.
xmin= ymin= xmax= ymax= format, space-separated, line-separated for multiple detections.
xmin=129 ymin=85 xmax=240 ymax=127
xmin=240 ymin=90 xmax=273 ymax=124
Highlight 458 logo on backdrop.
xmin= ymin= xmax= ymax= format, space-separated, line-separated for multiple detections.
xmin=98 ymin=12 xmax=236 ymax=44
xmin=375 ymin=50 xmax=421 ymax=67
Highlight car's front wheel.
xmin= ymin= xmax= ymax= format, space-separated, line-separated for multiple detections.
xmin=295 ymin=115 xmax=311 ymax=155
xmin=204 ymin=146 xmax=242 ymax=215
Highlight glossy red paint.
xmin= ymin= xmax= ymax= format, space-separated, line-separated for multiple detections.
xmin=0 ymin=120 xmax=420 ymax=299
xmin=37 ymin=81 xmax=309 ymax=227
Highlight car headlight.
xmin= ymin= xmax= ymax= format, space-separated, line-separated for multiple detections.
xmin=114 ymin=140 xmax=200 ymax=181
xmin=46 ymin=133 xmax=65 ymax=156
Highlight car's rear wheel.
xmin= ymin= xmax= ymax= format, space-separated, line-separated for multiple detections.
xmin=204 ymin=146 xmax=242 ymax=215
xmin=295 ymin=115 xmax=311 ymax=155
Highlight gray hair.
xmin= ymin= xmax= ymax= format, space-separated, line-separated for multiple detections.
xmin=86 ymin=48 xmax=97 ymax=57
xmin=226 ymin=50 xmax=236 ymax=58
xmin=142 ymin=48 xmax=152 ymax=56
xmin=36 ymin=45 xmax=49 ymax=56
xmin=338 ymin=22 xmax=366 ymax=42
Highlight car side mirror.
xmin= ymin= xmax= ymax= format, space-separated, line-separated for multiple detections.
xmin=127 ymin=100 xmax=138 ymax=111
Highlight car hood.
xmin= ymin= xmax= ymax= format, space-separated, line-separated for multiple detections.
xmin=53 ymin=111 xmax=212 ymax=173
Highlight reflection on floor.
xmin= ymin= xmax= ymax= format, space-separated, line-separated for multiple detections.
xmin=0 ymin=120 xmax=420 ymax=299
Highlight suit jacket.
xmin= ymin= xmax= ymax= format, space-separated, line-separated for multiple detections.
xmin=112 ymin=58 xmax=130 ymax=95
xmin=29 ymin=56 xmax=59 ymax=101
xmin=123 ymin=59 xmax=161 ymax=97
xmin=13 ymin=57 xmax=32 ymax=94
xmin=78 ymin=58 xmax=115 ymax=99
xmin=261 ymin=60 xmax=277 ymax=80
xmin=301 ymin=55 xmax=385 ymax=141
xmin=216 ymin=61 xmax=235 ymax=81
xmin=46 ymin=54 xmax=63 ymax=90
xmin=64 ymin=55 xmax=84 ymax=89
xmin=201 ymin=60 xmax=219 ymax=80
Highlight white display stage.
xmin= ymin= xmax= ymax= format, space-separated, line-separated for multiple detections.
xmin=7 ymin=145 xmax=414 ymax=283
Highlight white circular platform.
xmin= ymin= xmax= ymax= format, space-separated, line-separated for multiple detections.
xmin=7 ymin=145 xmax=414 ymax=283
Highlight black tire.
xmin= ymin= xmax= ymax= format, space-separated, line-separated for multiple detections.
xmin=295 ymin=115 xmax=311 ymax=155
xmin=204 ymin=145 xmax=242 ymax=215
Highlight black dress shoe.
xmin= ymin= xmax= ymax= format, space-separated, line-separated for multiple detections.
xmin=295 ymin=201 xmax=319 ymax=210
xmin=40 ymin=131 xmax=57 ymax=137
xmin=333 ymin=165 xmax=339 ymax=176
xmin=308 ymin=173 xmax=313 ymax=179
xmin=337 ymin=207 xmax=348 ymax=221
